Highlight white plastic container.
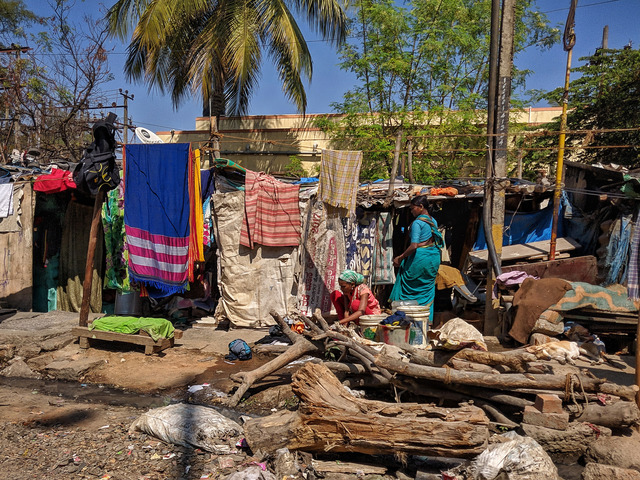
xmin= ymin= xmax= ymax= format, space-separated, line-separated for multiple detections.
xmin=396 ymin=305 xmax=430 ymax=347
xmin=391 ymin=300 xmax=418 ymax=310
xmin=358 ymin=314 xmax=388 ymax=338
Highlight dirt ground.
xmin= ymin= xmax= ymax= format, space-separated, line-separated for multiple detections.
xmin=0 ymin=310 xmax=638 ymax=479
xmin=0 ymin=311 xmax=313 ymax=480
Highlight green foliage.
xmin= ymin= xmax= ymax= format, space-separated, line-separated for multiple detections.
xmin=519 ymin=47 xmax=640 ymax=172
xmin=284 ymin=155 xmax=307 ymax=177
xmin=0 ymin=0 xmax=38 ymax=46
xmin=106 ymin=0 xmax=347 ymax=116
xmin=322 ymin=0 xmax=558 ymax=182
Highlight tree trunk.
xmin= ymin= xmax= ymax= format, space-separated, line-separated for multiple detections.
xmin=572 ymin=401 xmax=640 ymax=428
xmin=403 ymin=345 xmax=537 ymax=373
xmin=226 ymin=311 xmax=320 ymax=406
xmin=374 ymin=353 xmax=639 ymax=401
xmin=244 ymin=362 xmax=489 ymax=457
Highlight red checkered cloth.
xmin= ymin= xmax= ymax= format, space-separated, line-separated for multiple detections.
xmin=240 ymin=170 xmax=301 ymax=249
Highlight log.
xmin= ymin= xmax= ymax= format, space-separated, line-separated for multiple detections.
xmin=244 ymin=362 xmax=489 ymax=457
xmin=403 ymin=345 xmax=535 ymax=373
xmin=226 ymin=310 xmax=319 ymax=406
xmin=453 ymin=349 xmax=536 ymax=373
xmin=571 ymin=401 xmax=640 ymax=428
xmin=312 ymin=460 xmax=387 ymax=475
xmin=446 ymin=384 xmax=534 ymax=408
xmin=374 ymin=353 xmax=639 ymax=401
xmin=252 ymin=344 xmax=290 ymax=355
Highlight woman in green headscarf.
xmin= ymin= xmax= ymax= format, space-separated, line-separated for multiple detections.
xmin=330 ymin=269 xmax=382 ymax=325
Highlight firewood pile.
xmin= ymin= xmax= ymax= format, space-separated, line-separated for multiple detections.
xmin=229 ymin=309 xmax=639 ymax=459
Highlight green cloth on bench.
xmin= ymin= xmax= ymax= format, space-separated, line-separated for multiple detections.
xmin=90 ymin=316 xmax=174 ymax=342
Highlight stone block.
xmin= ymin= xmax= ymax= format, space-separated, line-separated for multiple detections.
xmin=582 ymin=462 xmax=640 ymax=480
xmin=522 ymin=405 xmax=569 ymax=430
xmin=534 ymin=393 xmax=563 ymax=414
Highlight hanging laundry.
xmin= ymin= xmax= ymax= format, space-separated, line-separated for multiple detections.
xmin=626 ymin=206 xmax=640 ymax=300
xmin=33 ymin=167 xmax=76 ymax=194
xmin=0 ymin=182 xmax=14 ymax=218
xmin=101 ymin=180 xmax=130 ymax=292
xmin=189 ymin=149 xmax=205 ymax=268
xmin=372 ymin=211 xmax=395 ymax=285
xmin=343 ymin=210 xmax=376 ymax=283
xmin=124 ymin=143 xmax=192 ymax=296
xmin=0 ymin=184 xmax=24 ymax=232
xmin=240 ymin=170 xmax=301 ymax=249
xmin=318 ymin=149 xmax=363 ymax=214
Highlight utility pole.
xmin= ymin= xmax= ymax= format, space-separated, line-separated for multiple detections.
xmin=483 ymin=0 xmax=516 ymax=336
xmin=119 ymin=89 xmax=134 ymax=144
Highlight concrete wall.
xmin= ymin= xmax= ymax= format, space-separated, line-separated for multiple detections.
xmin=156 ymin=107 xmax=563 ymax=175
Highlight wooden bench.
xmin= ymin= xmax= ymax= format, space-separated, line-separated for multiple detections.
xmin=72 ymin=326 xmax=180 ymax=355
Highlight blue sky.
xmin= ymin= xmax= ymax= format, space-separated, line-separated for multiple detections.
xmin=24 ymin=0 xmax=640 ymax=134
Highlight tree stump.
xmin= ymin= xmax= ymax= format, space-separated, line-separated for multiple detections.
xmin=244 ymin=362 xmax=489 ymax=457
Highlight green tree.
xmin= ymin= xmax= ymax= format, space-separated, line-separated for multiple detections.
xmin=519 ymin=47 xmax=640 ymax=176
xmin=0 ymin=0 xmax=38 ymax=46
xmin=317 ymin=0 xmax=558 ymax=182
xmin=105 ymin=0 xmax=347 ymax=117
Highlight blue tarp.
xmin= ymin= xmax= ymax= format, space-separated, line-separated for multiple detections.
xmin=473 ymin=201 xmax=564 ymax=250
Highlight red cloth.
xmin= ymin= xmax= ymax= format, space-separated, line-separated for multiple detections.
xmin=331 ymin=284 xmax=381 ymax=320
xmin=33 ymin=168 xmax=76 ymax=193
xmin=240 ymin=170 xmax=301 ymax=248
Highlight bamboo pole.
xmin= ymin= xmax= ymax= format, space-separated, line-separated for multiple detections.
xmin=549 ymin=47 xmax=573 ymax=260
xmin=550 ymin=0 xmax=577 ymax=259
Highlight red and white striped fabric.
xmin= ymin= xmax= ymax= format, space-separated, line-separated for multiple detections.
xmin=240 ymin=170 xmax=301 ymax=249
xmin=126 ymin=226 xmax=190 ymax=286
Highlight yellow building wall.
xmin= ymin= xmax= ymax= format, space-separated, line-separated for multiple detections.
xmin=156 ymin=108 xmax=563 ymax=175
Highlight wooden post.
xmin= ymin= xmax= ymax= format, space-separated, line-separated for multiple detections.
xmin=78 ymin=190 xmax=106 ymax=327
xmin=384 ymin=129 xmax=402 ymax=207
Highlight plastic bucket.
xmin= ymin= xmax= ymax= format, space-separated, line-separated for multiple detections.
xmin=376 ymin=324 xmax=412 ymax=346
xmin=359 ymin=314 xmax=388 ymax=339
xmin=114 ymin=291 xmax=142 ymax=316
xmin=359 ymin=314 xmax=388 ymax=327
xmin=391 ymin=300 xmax=418 ymax=310
xmin=396 ymin=305 xmax=430 ymax=347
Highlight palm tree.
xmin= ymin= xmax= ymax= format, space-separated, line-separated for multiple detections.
xmin=106 ymin=0 xmax=347 ymax=117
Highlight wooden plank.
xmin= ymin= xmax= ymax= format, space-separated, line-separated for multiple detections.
xmin=468 ymin=237 xmax=581 ymax=265
xmin=0 ymin=184 xmax=34 ymax=310
xmin=72 ymin=326 xmax=174 ymax=354
xmin=501 ymin=255 xmax=597 ymax=283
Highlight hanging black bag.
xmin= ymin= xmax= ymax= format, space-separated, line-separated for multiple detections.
xmin=73 ymin=113 xmax=120 ymax=194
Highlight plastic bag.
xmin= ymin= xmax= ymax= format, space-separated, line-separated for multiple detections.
xmin=226 ymin=465 xmax=276 ymax=480
xmin=471 ymin=432 xmax=559 ymax=480
xmin=129 ymin=403 xmax=242 ymax=453
xmin=427 ymin=317 xmax=487 ymax=351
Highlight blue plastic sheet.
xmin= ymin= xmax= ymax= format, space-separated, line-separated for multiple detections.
xmin=473 ymin=201 xmax=564 ymax=250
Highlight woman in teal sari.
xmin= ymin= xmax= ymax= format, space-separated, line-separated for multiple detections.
xmin=389 ymin=196 xmax=442 ymax=318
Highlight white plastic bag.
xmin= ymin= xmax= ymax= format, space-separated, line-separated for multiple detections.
xmin=427 ymin=317 xmax=487 ymax=351
xmin=226 ymin=466 xmax=276 ymax=480
xmin=471 ymin=432 xmax=559 ymax=480
xmin=129 ymin=403 xmax=243 ymax=453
